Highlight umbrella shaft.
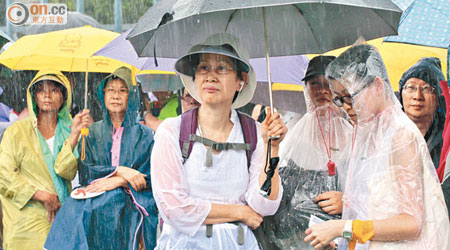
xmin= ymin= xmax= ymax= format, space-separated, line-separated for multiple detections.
xmin=262 ymin=8 xmax=274 ymax=115
xmin=84 ymin=69 xmax=89 ymax=109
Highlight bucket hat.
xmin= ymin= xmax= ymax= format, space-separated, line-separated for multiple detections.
xmin=175 ymin=33 xmax=256 ymax=109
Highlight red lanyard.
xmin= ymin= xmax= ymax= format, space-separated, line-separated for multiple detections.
xmin=316 ymin=106 xmax=335 ymax=176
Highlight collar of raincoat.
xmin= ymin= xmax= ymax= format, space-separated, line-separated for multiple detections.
xmin=26 ymin=70 xmax=72 ymax=124
xmin=398 ymin=57 xmax=446 ymax=140
xmin=97 ymin=66 xmax=139 ymax=128
xmin=0 ymin=85 xmax=3 ymax=96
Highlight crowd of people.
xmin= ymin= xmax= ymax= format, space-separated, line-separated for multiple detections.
xmin=0 ymin=32 xmax=449 ymax=250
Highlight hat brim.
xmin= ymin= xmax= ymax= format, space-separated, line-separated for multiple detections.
xmin=175 ymin=48 xmax=250 ymax=77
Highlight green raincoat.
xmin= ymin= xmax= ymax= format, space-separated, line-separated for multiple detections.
xmin=0 ymin=70 xmax=78 ymax=250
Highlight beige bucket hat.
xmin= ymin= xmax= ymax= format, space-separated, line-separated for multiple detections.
xmin=175 ymin=33 xmax=256 ymax=109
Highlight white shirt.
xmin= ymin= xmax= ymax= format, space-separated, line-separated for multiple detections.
xmin=46 ymin=136 xmax=55 ymax=155
xmin=151 ymin=110 xmax=282 ymax=250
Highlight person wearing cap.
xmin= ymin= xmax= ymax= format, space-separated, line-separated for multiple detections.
xmin=259 ymin=56 xmax=352 ymax=250
xmin=150 ymin=33 xmax=287 ymax=249
xmin=0 ymin=70 xmax=90 ymax=250
xmin=399 ymin=57 xmax=446 ymax=170
xmin=304 ymin=45 xmax=450 ymax=250
xmin=44 ymin=67 xmax=158 ymax=249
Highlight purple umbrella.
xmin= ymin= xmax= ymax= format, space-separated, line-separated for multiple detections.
xmin=94 ymin=29 xmax=182 ymax=91
xmin=251 ymin=55 xmax=309 ymax=114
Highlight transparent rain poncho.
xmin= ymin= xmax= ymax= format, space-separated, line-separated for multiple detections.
xmin=326 ymin=44 xmax=450 ymax=250
xmin=261 ymin=81 xmax=352 ymax=250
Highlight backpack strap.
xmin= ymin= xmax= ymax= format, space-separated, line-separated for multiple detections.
xmin=179 ymin=107 xmax=198 ymax=163
xmin=179 ymin=108 xmax=257 ymax=168
xmin=237 ymin=111 xmax=258 ymax=168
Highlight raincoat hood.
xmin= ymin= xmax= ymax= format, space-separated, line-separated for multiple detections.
xmin=27 ymin=70 xmax=72 ymax=121
xmin=326 ymin=44 xmax=400 ymax=122
xmin=97 ymin=66 xmax=140 ymax=128
xmin=398 ymin=57 xmax=446 ymax=141
xmin=175 ymin=33 xmax=257 ymax=109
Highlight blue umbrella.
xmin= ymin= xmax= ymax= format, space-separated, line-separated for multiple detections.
xmin=385 ymin=0 xmax=450 ymax=78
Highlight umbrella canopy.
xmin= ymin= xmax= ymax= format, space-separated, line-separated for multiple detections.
xmin=385 ymin=0 xmax=449 ymax=48
xmin=251 ymin=83 xmax=306 ymax=114
xmin=95 ymin=29 xmax=183 ymax=92
xmin=250 ymin=55 xmax=308 ymax=113
xmin=127 ymin=0 xmax=402 ymax=58
xmin=22 ymin=12 xmax=102 ymax=35
xmin=0 ymin=26 xmax=129 ymax=73
xmin=385 ymin=0 xmax=449 ymax=79
xmin=0 ymin=30 xmax=13 ymax=49
xmin=94 ymin=29 xmax=149 ymax=70
xmin=309 ymin=38 xmax=448 ymax=90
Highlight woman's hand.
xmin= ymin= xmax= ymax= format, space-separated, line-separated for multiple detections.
xmin=32 ymin=190 xmax=61 ymax=223
xmin=261 ymin=108 xmax=288 ymax=149
xmin=315 ymin=191 xmax=343 ymax=215
xmin=305 ymin=220 xmax=344 ymax=249
xmin=116 ymin=166 xmax=147 ymax=191
xmin=69 ymin=109 xmax=91 ymax=149
xmin=85 ymin=176 xmax=127 ymax=192
xmin=237 ymin=205 xmax=263 ymax=230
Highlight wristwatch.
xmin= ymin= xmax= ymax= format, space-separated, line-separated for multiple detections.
xmin=342 ymin=220 xmax=353 ymax=241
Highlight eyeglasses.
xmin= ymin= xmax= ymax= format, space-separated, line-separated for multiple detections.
xmin=332 ymin=82 xmax=371 ymax=107
xmin=195 ymin=62 xmax=236 ymax=75
xmin=403 ymin=84 xmax=435 ymax=94
xmin=104 ymin=87 xmax=128 ymax=96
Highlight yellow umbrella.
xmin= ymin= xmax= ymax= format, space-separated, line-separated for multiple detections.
xmin=308 ymin=38 xmax=447 ymax=91
xmin=0 ymin=25 xmax=130 ymax=72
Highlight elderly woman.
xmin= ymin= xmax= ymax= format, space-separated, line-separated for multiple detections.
xmin=260 ymin=56 xmax=352 ymax=250
xmin=304 ymin=45 xmax=450 ymax=250
xmin=44 ymin=67 xmax=158 ymax=250
xmin=0 ymin=70 xmax=89 ymax=250
xmin=150 ymin=33 xmax=287 ymax=249
xmin=399 ymin=57 xmax=446 ymax=169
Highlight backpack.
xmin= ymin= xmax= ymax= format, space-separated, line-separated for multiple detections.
xmin=179 ymin=107 xmax=257 ymax=168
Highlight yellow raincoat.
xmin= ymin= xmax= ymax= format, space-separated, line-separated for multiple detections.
xmin=0 ymin=70 xmax=78 ymax=250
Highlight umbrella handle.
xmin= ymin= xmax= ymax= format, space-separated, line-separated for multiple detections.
xmin=80 ymin=128 xmax=89 ymax=160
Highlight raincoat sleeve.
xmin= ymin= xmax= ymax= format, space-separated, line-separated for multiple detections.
xmin=150 ymin=118 xmax=211 ymax=235
xmin=245 ymin=123 xmax=283 ymax=216
xmin=77 ymin=135 xmax=118 ymax=186
xmin=0 ymin=127 xmax=38 ymax=209
xmin=389 ymin=130 xmax=424 ymax=233
xmin=54 ymin=138 xmax=79 ymax=181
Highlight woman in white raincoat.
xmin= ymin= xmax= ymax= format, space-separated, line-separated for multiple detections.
xmin=260 ymin=56 xmax=352 ymax=250
xmin=304 ymin=44 xmax=450 ymax=250
xmin=150 ymin=33 xmax=287 ymax=250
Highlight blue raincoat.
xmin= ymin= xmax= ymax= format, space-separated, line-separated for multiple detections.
xmin=44 ymin=67 xmax=158 ymax=250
